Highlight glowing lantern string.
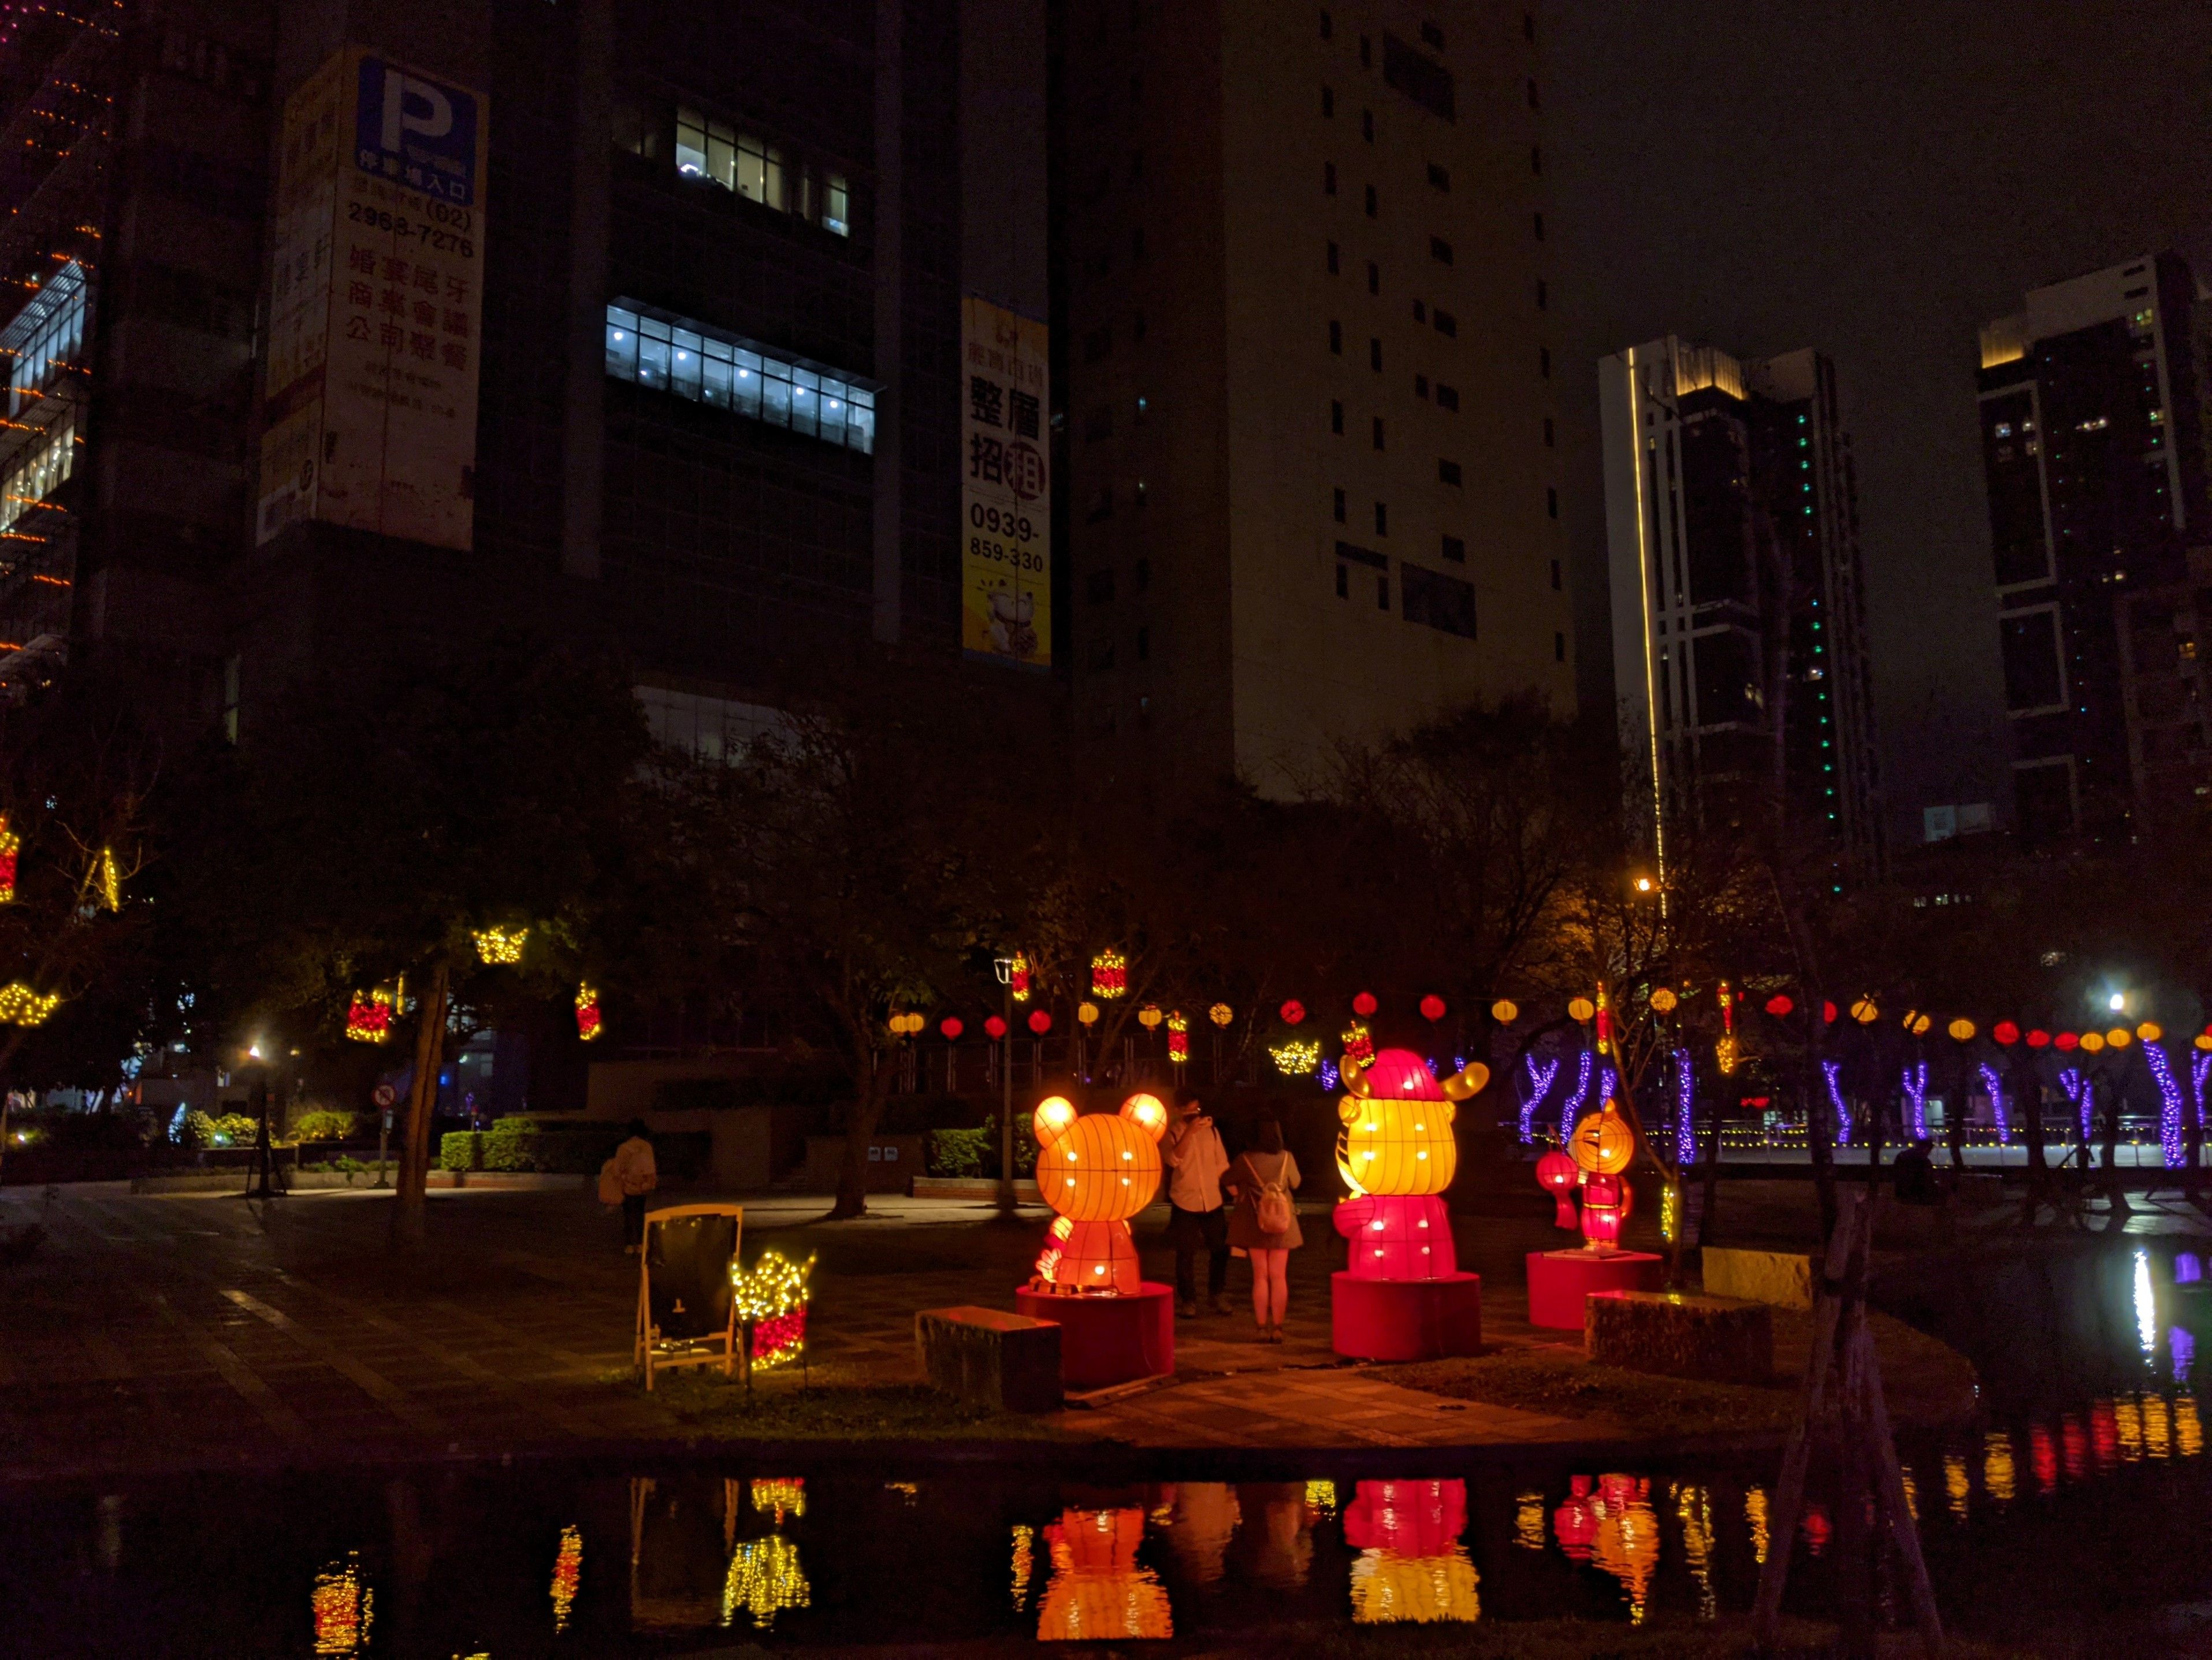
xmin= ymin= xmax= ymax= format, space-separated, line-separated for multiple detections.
xmin=1674 ymin=1048 xmax=1696 ymax=1165
xmin=2145 ymin=1040 xmax=2186 ymax=1168
xmin=345 ymin=989 xmax=393 ymax=1044
xmin=0 ymin=815 xmax=17 ymax=903
xmin=472 ymin=926 xmax=526 ymax=965
xmin=0 ymin=982 xmax=60 ymax=1025
xmin=1516 ymin=1053 xmax=1560 ymax=1145
xmin=1089 ymin=950 xmax=1127 ymax=999
xmin=1821 ymin=1060 xmax=1853 ymax=1145
xmin=1558 ymin=1048 xmax=1594 ymax=1144
xmin=1902 ymin=1062 xmax=1930 ymax=1141
xmin=1977 ymin=1064 xmax=2011 ymax=1145
xmin=1009 ymin=952 xmax=1031 ymax=1002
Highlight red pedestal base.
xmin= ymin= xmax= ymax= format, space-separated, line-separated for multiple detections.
xmin=1330 ymin=1271 xmax=1483 ymax=1361
xmin=1526 ymin=1250 xmax=1664 ymax=1330
xmin=1016 ymin=1281 xmax=1174 ymax=1391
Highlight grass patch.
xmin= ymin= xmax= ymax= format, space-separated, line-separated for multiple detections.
xmin=1388 ymin=1349 xmax=1800 ymax=1440
xmin=1196 ymin=1616 xmax=2020 ymax=1659
xmin=646 ymin=1374 xmax=1068 ymax=1442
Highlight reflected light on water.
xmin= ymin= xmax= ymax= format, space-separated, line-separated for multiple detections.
xmin=1673 ymin=1483 xmax=1717 ymax=1621
xmin=2134 ymin=1249 xmax=2158 ymax=1361
xmin=1514 ymin=1490 xmax=1547 ymax=1551
xmin=2030 ymin=1423 xmax=2058 ymax=1495
xmin=2117 ymin=1397 xmax=2144 ymax=1461
xmin=1304 ymin=1479 xmax=1337 ymax=1520
xmin=722 ymin=1533 xmax=809 ymax=1629
xmin=2181 ymin=1395 xmax=2204 ymax=1457
xmin=1036 ymin=1508 xmax=1172 ymax=1642
xmin=2174 ymin=1326 xmax=2196 ymax=1386
xmin=549 ymin=1524 xmax=581 ymax=1633
xmin=2145 ymin=1393 xmax=2173 ymax=1460
xmin=1944 ymin=1454 xmax=1970 ymax=1522
xmin=1344 ymin=1480 xmax=1478 ymax=1625
xmin=2062 ymin=1413 xmax=2087 ymax=1480
xmin=1010 ymin=1524 xmax=1035 ymax=1611
xmin=1899 ymin=1463 xmax=1919 ymax=1522
xmin=751 ymin=1478 xmax=805 ymax=1523
xmin=1984 ymin=1431 xmax=2017 ymax=1504
xmin=1744 ymin=1486 xmax=1771 ymax=1565
xmin=1590 ymin=1476 xmax=1660 ymax=1622
xmin=310 ymin=1554 xmax=373 ymax=1657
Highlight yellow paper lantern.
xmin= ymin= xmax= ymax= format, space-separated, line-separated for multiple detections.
xmin=1076 ymin=1001 xmax=1100 ymax=1026
xmin=1209 ymin=1002 xmax=1233 ymax=1027
xmin=2080 ymin=1032 xmax=2106 ymax=1054
xmin=1947 ymin=1019 xmax=1976 ymax=1043
xmin=1491 ymin=998 xmax=1519 ymax=1023
xmin=1137 ymin=1004 xmax=1163 ymax=1030
xmin=2107 ymin=1027 xmax=2133 ymax=1049
xmin=2137 ymin=1022 xmax=2163 ymax=1042
xmin=1569 ymin=1100 xmax=1635 ymax=1176
xmin=1334 ymin=1048 xmax=1458 ymax=1197
xmin=2196 ymin=1034 xmax=2212 ymax=1053
xmin=1851 ymin=998 xmax=1879 ymax=1024
xmin=1649 ymin=988 xmax=1678 ymax=1015
xmin=1568 ymin=997 xmax=1596 ymax=1023
xmin=1909 ymin=1014 xmax=1931 ymax=1036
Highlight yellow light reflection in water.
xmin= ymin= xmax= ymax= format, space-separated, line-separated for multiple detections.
xmin=722 ymin=1533 xmax=809 ymax=1629
xmin=1899 ymin=1464 xmax=1919 ymax=1522
xmin=751 ymin=1478 xmax=805 ymax=1523
xmin=1674 ymin=1483 xmax=1716 ymax=1621
xmin=550 ymin=1524 xmax=582 ymax=1633
xmin=2180 ymin=1395 xmax=2204 ymax=1458
xmin=1590 ymin=1475 xmax=1659 ymax=1624
xmin=311 ymin=1554 xmax=373 ymax=1657
xmin=1305 ymin=1479 xmax=1338 ymax=1519
xmin=1943 ymin=1453 xmax=1969 ymax=1522
xmin=2116 ymin=1397 xmax=2144 ymax=1461
xmin=1349 ymin=1550 xmax=1481 ymax=1624
xmin=1010 ymin=1525 xmax=1035 ymax=1610
xmin=1035 ymin=1508 xmax=1173 ymax=1642
xmin=1983 ymin=1431 xmax=2016 ymax=1503
xmin=884 ymin=1481 xmax=919 ymax=1503
xmin=1514 ymin=1490 xmax=1547 ymax=1551
xmin=2146 ymin=1393 xmax=2173 ymax=1460
xmin=1744 ymin=1487 xmax=1770 ymax=1565
xmin=2134 ymin=1249 xmax=2157 ymax=1359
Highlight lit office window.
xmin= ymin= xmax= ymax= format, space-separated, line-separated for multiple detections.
xmin=676 ymin=107 xmax=785 ymax=210
xmin=0 ymin=414 xmax=74 ymax=533
xmin=3 ymin=261 xmax=90 ymax=415
xmin=605 ymin=304 xmax=875 ymax=454
xmin=821 ymin=173 xmax=850 ymax=235
xmin=735 ymin=132 xmax=785 ymax=209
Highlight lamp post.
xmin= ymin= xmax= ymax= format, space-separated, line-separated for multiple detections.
xmin=992 ymin=955 xmax=1016 ymax=1207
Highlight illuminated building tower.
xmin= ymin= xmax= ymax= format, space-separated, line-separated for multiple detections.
xmin=1975 ymin=253 xmax=2212 ymax=842
xmin=1599 ymin=336 xmax=1882 ymax=879
xmin=1054 ymin=1 xmax=1574 ymax=794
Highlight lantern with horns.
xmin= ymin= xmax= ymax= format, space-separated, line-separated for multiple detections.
xmin=1561 ymin=1098 xmax=1637 ymax=1253
xmin=1029 ymin=1093 xmax=1168 ymax=1295
xmin=1333 ymin=1047 xmax=1485 ymax=1281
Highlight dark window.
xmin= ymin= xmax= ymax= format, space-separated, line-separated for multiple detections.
xmin=1322 ymin=86 xmax=1334 ymax=117
xmin=1545 ymin=485 xmax=1558 ymax=517
xmin=1442 ymin=534 xmax=1465 ymax=563
xmin=1136 ymin=626 xmax=1150 ymax=661
xmin=1430 ymin=236 xmax=1453 ymax=264
xmin=1539 ymin=346 xmax=1550 ymax=377
xmin=1085 ymin=405 xmax=1114 ymax=441
xmin=1369 ymin=337 xmax=1382 ymax=371
xmin=1367 ymin=259 xmax=1380 ymax=294
xmin=1326 ymin=240 xmax=1340 ymax=274
xmin=1421 ymin=21 xmax=1445 ymax=50
xmin=1334 ymin=539 xmax=1388 ymax=569
xmin=1434 ymin=309 xmax=1456 ymax=336
xmin=1362 ymin=109 xmax=1374 ymax=140
xmin=1336 ymin=563 xmax=1349 ymax=597
xmin=1412 ymin=299 xmax=1426 ymax=322
xmin=1530 ymin=144 xmax=1542 ymax=173
xmin=1543 ymin=416 xmax=1555 ymax=446
xmin=1330 ymin=399 xmax=1344 ymax=435
xmin=1135 ymin=556 xmax=1150 ymax=592
xmin=1374 ymin=501 xmax=1388 ymax=536
xmin=1333 ymin=487 xmax=1347 ymax=523
xmin=1382 ymin=32 xmax=1455 ymax=120
xmin=1087 ymin=568 xmax=1117 ymax=604
xmin=1329 ymin=319 xmax=1342 ymax=353
xmin=1555 ymin=632 xmax=1566 ymax=662
xmin=1999 ymin=608 xmax=2065 ymax=711
xmin=1372 ymin=415 xmax=1385 ymax=450
xmin=1440 ymin=459 xmax=1463 ymax=487
xmin=1378 ymin=575 xmax=1391 ymax=609
xmin=1426 ymin=162 xmax=1449 ymax=191
xmin=1436 ymin=383 xmax=1458 ymax=411
xmin=1414 ymin=374 xmax=1429 ymax=398
xmin=1526 ymin=78 xmax=1539 ymax=110
xmin=1549 ymin=558 xmax=1562 ymax=590
xmin=1533 ymin=211 xmax=1545 ymax=240
xmin=1359 ymin=34 xmax=1371 ymax=66
xmin=1084 ymin=326 xmax=1113 ymax=362
xmin=1403 ymin=564 xmax=1478 ymax=638
xmin=1325 ymin=161 xmax=1337 ymax=195
xmin=1365 ymin=184 xmax=1378 ymax=216
xmin=1321 ymin=9 xmax=1332 ymax=39
xmin=1536 ymin=278 xmax=1548 ymax=309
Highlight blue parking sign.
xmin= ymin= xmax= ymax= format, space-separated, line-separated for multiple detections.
xmin=354 ymin=54 xmax=478 ymax=205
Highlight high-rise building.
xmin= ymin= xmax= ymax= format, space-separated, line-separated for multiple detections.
xmin=1976 ymin=252 xmax=2211 ymax=842
xmin=1599 ymin=337 xmax=1882 ymax=877
xmin=0 ymin=1 xmax=1046 ymax=738
xmin=1054 ymin=1 xmax=1572 ymax=795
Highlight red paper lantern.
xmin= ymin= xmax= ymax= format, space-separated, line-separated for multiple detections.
xmin=1419 ymin=994 xmax=1447 ymax=1023
xmin=1822 ymin=1000 xmax=1838 ymax=1025
xmin=2027 ymin=1028 xmax=2050 ymax=1048
xmin=984 ymin=1015 xmax=1008 ymax=1039
xmin=940 ymin=1016 xmax=964 ymax=1039
xmin=1535 ymin=1150 xmax=1580 ymax=1230
xmin=1765 ymin=994 xmax=1794 ymax=1017
xmin=1993 ymin=1020 xmax=2020 ymax=1046
xmin=1280 ymin=1000 xmax=1306 ymax=1026
xmin=1352 ymin=991 xmax=1378 ymax=1017
xmin=1028 ymin=1009 xmax=1053 ymax=1035
xmin=2055 ymin=1031 xmax=2079 ymax=1051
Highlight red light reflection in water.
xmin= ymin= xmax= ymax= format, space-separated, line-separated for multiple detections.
xmin=2061 ymin=1414 xmax=2087 ymax=1481
xmin=2091 ymin=1400 xmax=2120 ymax=1468
xmin=1798 ymin=1500 xmax=1831 ymax=1557
xmin=2030 ymin=1423 xmax=2058 ymax=1494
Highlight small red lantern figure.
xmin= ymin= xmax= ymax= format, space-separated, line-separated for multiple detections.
xmin=1280 ymin=1000 xmax=1306 ymax=1025
xmin=1352 ymin=990 xmax=1378 ymax=1017
xmin=985 ymin=1015 xmax=1008 ymax=1039
xmin=1578 ymin=1171 xmax=1632 ymax=1250
xmin=940 ymin=1016 xmax=964 ymax=1039
xmin=1028 ymin=1009 xmax=1053 ymax=1035
xmin=1536 ymin=1150 xmax=1580 ymax=1230
xmin=1419 ymin=994 xmax=1447 ymax=1023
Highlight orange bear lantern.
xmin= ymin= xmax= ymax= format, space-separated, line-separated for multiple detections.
xmin=1031 ymin=1093 xmax=1168 ymax=1295
xmin=1333 ymin=1048 xmax=1486 ymax=1282
xmin=1563 ymin=1098 xmax=1637 ymax=1253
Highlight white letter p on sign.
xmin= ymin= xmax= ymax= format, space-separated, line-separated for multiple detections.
xmin=380 ymin=70 xmax=454 ymax=153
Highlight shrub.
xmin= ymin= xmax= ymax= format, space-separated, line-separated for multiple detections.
xmin=928 ymin=1115 xmax=1038 ymax=1178
xmin=185 ymin=1111 xmax=261 ymax=1149
xmin=440 ymin=1131 xmax=486 ymax=1171
xmin=291 ymin=1109 xmax=365 ymax=1142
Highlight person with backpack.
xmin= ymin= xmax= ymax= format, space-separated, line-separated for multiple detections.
xmin=1225 ymin=1118 xmax=1302 ymax=1341
xmin=600 ymin=1119 xmax=659 ymax=1253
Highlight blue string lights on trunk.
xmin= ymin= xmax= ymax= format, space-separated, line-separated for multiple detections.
xmin=1821 ymin=1060 xmax=1853 ymax=1145
xmin=1977 ymin=1064 xmax=2012 ymax=1146
xmin=2144 ymin=1041 xmax=2186 ymax=1169
xmin=1902 ymin=1062 xmax=1930 ymax=1141
xmin=1516 ymin=1053 xmax=1560 ymax=1145
xmin=1557 ymin=1050 xmax=1593 ymax=1145
xmin=1674 ymin=1048 xmax=1696 ymax=1165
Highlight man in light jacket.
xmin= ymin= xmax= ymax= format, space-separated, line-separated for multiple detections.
xmin=611 ymin=1119 xmax=658 ymax=1253
xmin=1163 ymin=1096 xmax=1232 ymax=1316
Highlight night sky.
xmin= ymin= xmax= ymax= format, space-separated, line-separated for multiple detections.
xmin=1545 ymin=0 xmax=2212 ymax=844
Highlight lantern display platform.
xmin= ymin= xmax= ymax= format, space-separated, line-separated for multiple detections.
xmin=1330 ymin=1270 xmax=1482 ymax=1361
xmin=1525 ymin=1249 xmax=1664 ymax=1330
xmin=1016 ymin=1281 xmax=1174 ymax=1391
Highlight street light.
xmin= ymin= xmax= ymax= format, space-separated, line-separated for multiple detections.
xmin=1633 ymin=875 xmax=1654 ymax=894
xmin=2108 ymin=992 xmax=2127 ymax=1013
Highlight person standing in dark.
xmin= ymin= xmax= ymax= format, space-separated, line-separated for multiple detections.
xmin=610 ymin=1119 xmax=658 ymax=1253
xmin=1893 ymin=1139 xmax=1939 ymax=1205
xmin=1162 ymin=1097 xmax=1232 ymax=1316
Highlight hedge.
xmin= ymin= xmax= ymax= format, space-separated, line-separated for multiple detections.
xmin=440 ymin=1118 xmax=708 ymax=1180
xmin=291 ymin=1109 xmax=365 ymax=1142
xmin=928 ymin=1115 xmax=1038 ymax=1178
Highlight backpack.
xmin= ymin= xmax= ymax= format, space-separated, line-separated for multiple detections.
xmin=1254 ymin=1157 xmax=1293 ymax=1234
xmin=597 ymin=1158 xmax=622 ymax=1207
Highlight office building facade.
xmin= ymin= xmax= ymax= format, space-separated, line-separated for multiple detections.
xmin=1054 ymin=0 xmax=1572 ymax=794
xmin=1600 ymin=336 xmax=1882 ymax=876
xmin=1976 ymin=252 xmax=2211 ymax=842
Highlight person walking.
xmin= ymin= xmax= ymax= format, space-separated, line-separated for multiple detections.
xmin=1163 ymin=1096 xmax=1232 ymax=1317
xmin=1226 ymin=1118 xmax=1302 ymax=1341
xmin=609 ymin=1119 xmax=658 ymax=1253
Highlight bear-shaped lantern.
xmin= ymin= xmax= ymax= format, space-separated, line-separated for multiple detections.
xmin=1564 ymin=1097 xmax=1635 ymax=1253
xmin=1031 ymin=1093 xmax=1168 ymax=1295
xmin=1332 ymin=1048 xmax=1487 ymax=1282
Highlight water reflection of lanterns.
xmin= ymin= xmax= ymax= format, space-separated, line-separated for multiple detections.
xmin=1798 ymin=1499 xmax=1831 ymax=1556
xmin=1743 ymin=1485 xmax=1771 ymax=1563
xmin=1343 ymin=1480 xmax=1479 ymax=1625
xmin=1035 ymin=1507 xmax=1173 ymax=1641
xmin=1590 ymin=1475 xmax=1659 ymax=1623
xmin=2030 ymin=1423 xmax=2058 ymax=1493
xmin=1943 ymin=1454 xmax=1970 ymax=1521
xmin=550 ymin=1524 xmax=582 ymax=1633
xmin=751 ymin=1478 xmax=805 ymax=1523
xmin=1673 ymin=1483 xmax=1717 ymax=1621
xmin=2180 ymin=1395 xmax=2204 ymax=1458
xmin=2061 ymin=1413 xmax=2088 ymax=1480
xmin=1553 ymin=1476 xmax=1598 ymax=1558
xmin=1983 ymin=1430 xmax=2017 ymax=1502
xmin=311 ymin=1553 xmax=373 ymax=1657
xmin=722 ymin=1533 xmax=810 ymax=1629
xmin=1010 ymin=1524 xmax=1035 ymax=1610
xmin=1513 ymin=1490 xmax=1546 ymax=1550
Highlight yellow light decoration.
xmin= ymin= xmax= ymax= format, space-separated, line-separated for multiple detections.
xmin=1334 ymin=1050 xmax=1458 ymax=1199
xmin=472 ymin=926 xmax=527 ymax=964
xmin=722 ymin=1532 xmax=809 ymax=1630
xmin=1852 ymin=998 xmax=1879 ymax=1024
xmin=311 ymin=1554 xmax=374 ymax=1657
xmin=1077 ymin=1000 xmax=1099 ymax=1026
xmin=752 ymin=1478 xmax=806 ymax=1523
xmin=1137 ymin=1002 xmax=1162 ymax=1030
xmin=1270 ymin=1038 xmax=1321 ymax=1076
xmin=575 ymin=984 xmax=604 ymax=1042
xmin=344 ymin=989 xmax=393 ymax=1043
xmin=1570 ymin=1100 xmax=1636 ymax=1176
xmin=1209 ymin=1002 xmax=1233 ymax=1027
xmin=1167 ymin=1010 xmax=1189 ymax=1064
xmin=2139 ymin=1022 xmax=2165 ymax=1042
xmin=1349 ymin=1549 xmax=1481 ymax=1624
xmin=1568 ymin=996 xmax=1596 ymax=1023
xmin=1090 ymin=949 xmax=1127 ymax=998
xmin=0 ymin=982 xmax=60 ymax=1026
xmin=549 ymin=1525 xmax=582 ymax=1633
xmin=1649 ymin=987 xmax=1678 ymax=1015
xmin=1746 ymin=1486 xmax=1772 ymax=1564
xmin=2081 ymin=1032 xmax=2106 ymax=1054
xmin=1660 ymin=1180 xmax=1681 ymax=1244
xmin=1715 ymin=1034 xmax=1738 ymax=1076
xmin=1947 ymin=1018 xmax=1976 ymax=1042
xmin=729 ymin=1250 xmax=815 ymax=1369
xmin=94 ymin=845 xmax=118 ymax=911
xmin=2107 ymin=1027 xmax=2133 ymax=1049
xmin=1009 ymin=950 xmax=1031 ymax=1002
xmin=1031 ymin=1094 xmax=1166 ymax=1293
xmin=2196 ymin=1034 xmax=2212 ymax=1053
xmin=1035 ymin=1508 xmax=1173 ymax=1642
xmin=0 ymin=815 xmax=18 ymax=903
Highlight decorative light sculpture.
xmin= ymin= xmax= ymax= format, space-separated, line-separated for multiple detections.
xmin=2145 ymin=1039 xmax=2186 ymax=1168
xmin=0 ymin=815 xmax=17 ymax=904
xmin=575 ymin=985 xmax=604 ymax=1042
xmin=1536 ymin=1149 xmax=1581 ymax=1228
xmin=1902 ymin=1062 xmax=1930 ymax=1140
xmin=1270 ymin=1038 xmax=1320 ymax=1076
xmin=0 ymin=983 xmax=60 ymax=1026
xmin=1333 ymin=1046 xmax=1479 ymax=1280
xmin=1165 ymin=1010 xmax=1188 ymax=1064
xmin=1088 ymin=950 xmax=1127 ymax=999
xmin=1821 ymin=1060 xmax=1853 ymax=1145
xmin=1340 ymin=1019 xmax=1375 ymax=1068
xmin=1566 ymin=1098 xmax=1636 ymax=1253
xmin=1137 ymin=1003 xmax=1162 ymax=1032
xmin=472 ymin=926 xmax=527 ymax=965
xmin=1030 ymin=1093 xmax=1166 ymax=1295
xmin=1009 ymin=952 xmax=1031 ymax=1002
xmin=730 ymin=1249 xmax=814 ymax=1372
xmin=1517 ymin=1052 xmax=1560 ymax=1144
xmin=1977 ymin=1064 xmax=2010 ymax=1145
xmin=344 ymin=990 xmax=393 ymax=1044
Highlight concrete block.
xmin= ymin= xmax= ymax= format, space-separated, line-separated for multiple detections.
xmin=1586 ymin=1290 xmax=1773 ymax=1384
xmin=916 ymin=1305 xmax=1062 ymax=1413
xmin=1700 ymin=1246 xmax=1813 ymax=1310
